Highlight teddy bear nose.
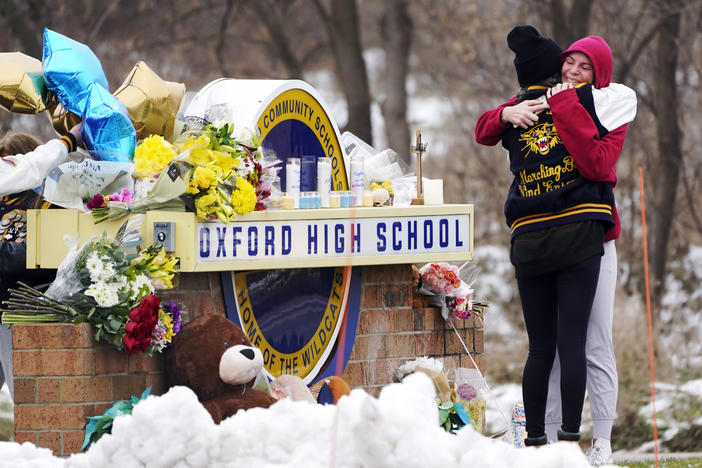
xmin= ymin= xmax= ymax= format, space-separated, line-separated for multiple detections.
xmin=239 ymin=348 xmax=255 ymax=360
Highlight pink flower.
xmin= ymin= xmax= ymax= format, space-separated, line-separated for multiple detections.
xmin=108 ymin=188 xmax=134 ymax=204
xmin=419 ymin=262 xmax=462 ymax=294
xmin=449 ymin=294 xmax=474 ymax=320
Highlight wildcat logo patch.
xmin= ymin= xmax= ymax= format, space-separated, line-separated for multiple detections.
xmin=519 ymin=122 xmax=561 ymax=157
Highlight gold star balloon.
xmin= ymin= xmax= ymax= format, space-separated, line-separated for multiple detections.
xmin=0 ymin=52 xmax=49 ymax=114
xmin=114 ymin=61 xmax=185 ymax=141
xmin=46 ymin=94 xmax=81 ymax=134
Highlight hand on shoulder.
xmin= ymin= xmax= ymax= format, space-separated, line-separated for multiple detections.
xmin=500 ymin=99 xmax=550 ymax=129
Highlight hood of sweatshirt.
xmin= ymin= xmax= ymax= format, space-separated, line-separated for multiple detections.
xmin=562 ymin=35 xmax=613 ymax=88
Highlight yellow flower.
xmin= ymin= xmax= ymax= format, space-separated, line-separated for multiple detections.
xmin=133 ymin=135 xmax=177 ymax=177
xmin=159 ymin=310 xmax=175 ymax=341
xmin=214 ymin=152 xmax=241 ymax=175
xmin=231 ymin=177 xmax=257 ymax=215
xmin=188 ymin=146 xmax=215 ymax=167
xmin=194 ymin=166 xmax=217 ymax=189
xmin=195 ymin=190 xmax=218 ymax=218
xmin=177 ymin=134 xmax=211 ymax=152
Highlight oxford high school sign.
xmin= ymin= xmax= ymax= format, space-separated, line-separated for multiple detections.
xmin=197 ymin=211 xmax=471 ymax=265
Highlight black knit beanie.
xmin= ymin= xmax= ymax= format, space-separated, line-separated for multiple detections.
xmin=507 ymin=25 xmax=562 ymax=87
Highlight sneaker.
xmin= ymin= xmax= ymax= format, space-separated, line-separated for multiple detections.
xmin=585 ymin=439 xmax=614 ymax=466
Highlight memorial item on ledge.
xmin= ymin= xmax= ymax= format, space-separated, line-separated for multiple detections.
xmin=42 ymin=159 xmax=136 ymax=211
xmin=88 ymin=136 xmax=187 ymax=223
xmin=175 ymin=123 xmax=279 ymax=221
xmin=82 ymin=386 xmax=152 ymax=450
xmin=0 ymin=217 xmax=181 ymax=355
xmin=164 ymin=313 xmax=276 ymax=424
xmin=340 ymin=131 xmax=416 ymax=207
xmin=42 ymin=28 xmax=136 ymax=162
xmin=413 ymin=262 xmax=488 ymax=322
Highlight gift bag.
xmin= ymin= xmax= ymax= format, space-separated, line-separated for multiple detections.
xmin=454 ymin=367 xmax=488 ymax=434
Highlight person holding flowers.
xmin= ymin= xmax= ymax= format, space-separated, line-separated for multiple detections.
xmin=0 ymin=123 xmax=83 ymax=400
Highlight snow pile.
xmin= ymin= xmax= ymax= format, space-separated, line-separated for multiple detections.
xmin=0 ymin=373 xmax=598 ymax=468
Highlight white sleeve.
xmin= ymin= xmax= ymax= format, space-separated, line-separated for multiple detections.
xmin=0 ymin=139 xmax=69 ymax=196
xmin=592 ymin=83 xmax=638 ymax=131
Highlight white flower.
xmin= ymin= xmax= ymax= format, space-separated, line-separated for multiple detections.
xmin=85 ymin=281 xmax=121 ymax=307
xmin=124 ymin=273 xmax=154 ymax=301
xmin=396 ymin=356 xmax=445 ymax=380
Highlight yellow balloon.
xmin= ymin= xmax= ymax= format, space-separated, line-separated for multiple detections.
xmin=0 ymin=52 xmax=49 ymax=114
xmin=114 ymin=61 xmax=185 ymax=141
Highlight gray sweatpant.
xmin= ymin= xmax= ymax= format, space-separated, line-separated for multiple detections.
xmin=0 ymin=323 xmax=13 ymax=400
xmin=545 ymin=240 xmax=618 ymax=440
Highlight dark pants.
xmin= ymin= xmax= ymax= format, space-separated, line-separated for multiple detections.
xmin=517 ymin=254 xmax=601 ymax=438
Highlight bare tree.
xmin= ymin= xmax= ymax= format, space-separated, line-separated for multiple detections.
xmin=547 ymin=0 xmax=595 ymax=47
xmin=314 ymin=0 xmax=373 ymax=144
xmin=651 ymin=2 xmax=684 ymax=307
xmin=381 ymin=0 xmax=411 ymax=163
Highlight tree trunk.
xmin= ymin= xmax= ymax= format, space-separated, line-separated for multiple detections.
xmin=548 ymin=0 xmax=594 ymax=48
xmin=381 ymin=0 xmax=411 ymax=163
xmin=322 ymin=0 xmax=373 ymax=145
xmin=651 ymin=6 xmax=683 ymax=309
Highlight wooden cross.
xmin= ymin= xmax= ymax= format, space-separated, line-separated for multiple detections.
xmin=410 ymin=130 xmax=427 ymax=205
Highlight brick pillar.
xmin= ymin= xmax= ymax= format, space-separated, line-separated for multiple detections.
xmin=12 ymin=323 xmax=164 ymax=456
xmin=158 ymin=272 xmax=226 ymax=320
xmin=342 ymin=264 xmax=485 ymax=397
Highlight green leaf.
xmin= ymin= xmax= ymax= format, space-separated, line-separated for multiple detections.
xmin=438 ymin=401 xmax=453 ymax=410
xmin=439 ymin=409 xmax=449 ymax=426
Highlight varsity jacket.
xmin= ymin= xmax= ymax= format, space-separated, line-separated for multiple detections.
xmin=498 ymin=85 xmax=615 ymax=239
xmin=475 ymin=83 xmax=635 ymax=241
xmin=0 ymin=137 xmax=77 ymax=304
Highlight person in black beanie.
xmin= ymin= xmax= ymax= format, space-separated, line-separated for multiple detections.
xmin=474 ymin=25 xmax=635 ymax=452
xmin=508 ymin=25 xmax=563 ymax=90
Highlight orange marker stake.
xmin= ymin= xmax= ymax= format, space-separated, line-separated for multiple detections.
xmin=639 ymin=167 xmax=659 ymax=467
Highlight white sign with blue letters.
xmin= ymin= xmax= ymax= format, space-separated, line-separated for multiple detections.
xmin=197 ymin=214 xmax=470 ymax=262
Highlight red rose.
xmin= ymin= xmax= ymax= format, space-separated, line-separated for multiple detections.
xmin=122 ymin=294 xmax=160 ymax=355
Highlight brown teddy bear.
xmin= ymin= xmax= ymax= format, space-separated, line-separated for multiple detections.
xmin=164 ymin=313 xmax=277 ymax=423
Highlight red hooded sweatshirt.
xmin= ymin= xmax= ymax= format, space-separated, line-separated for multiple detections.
xmin=475 ymin=35 xmax=634 ymax=241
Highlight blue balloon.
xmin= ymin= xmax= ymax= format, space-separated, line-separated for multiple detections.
xmin=42 ymin=28 xmax=109 ymax=115
xmin=82 ymin=83 xmax=136 ymax=162
xmin=41 ymin=29 xmax=135 ymax=162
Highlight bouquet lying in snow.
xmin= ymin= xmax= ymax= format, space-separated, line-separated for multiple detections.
xmin=0 ymin=217 xmax=181 ymax=355
xmin=414 ymin=262 xmax=488 ymax=321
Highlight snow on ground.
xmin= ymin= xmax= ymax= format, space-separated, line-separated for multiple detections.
xmin=0 ymin=385 xmax=11 ymax=422
xmin=0 ymin=374 xmax=601 ymax=468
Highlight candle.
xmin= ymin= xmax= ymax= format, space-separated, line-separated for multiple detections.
xmin=350 ymin=154 xmax=364 ymax=207
xmin=317 ymin=158 xmax=332 ymax=208
xmin=286 ymin=158 xmax=300 ymax=208
xmin=362 ymin=190 xmax=374 ymax=207
xmin=300 ymin=155 xmax=317 ymax=192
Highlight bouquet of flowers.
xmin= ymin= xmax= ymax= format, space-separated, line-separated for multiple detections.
xmin=415 ymin=262 xmax=488 ymax=322
xmin=0 ymin=217 xmax=181 ymax=355
xmin=88 ymin=134 xmax=187 ymax=223
xmin=417 ymin=262 xmax=462 ymax=295
xmin=175 ymin=123 xmax=280 ymax=222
